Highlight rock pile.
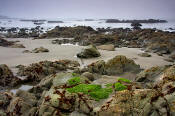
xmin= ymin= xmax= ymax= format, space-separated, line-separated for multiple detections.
xmin=17 ymin=60 xmax=80 ymax=82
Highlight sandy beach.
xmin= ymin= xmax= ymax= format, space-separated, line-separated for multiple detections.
xmin=0 ymin=38 xmax=172 ymax=71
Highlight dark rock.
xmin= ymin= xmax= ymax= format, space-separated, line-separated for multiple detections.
xmin=0 ymin=64 xmax=21 ymax=87
xmin=131 ymin=22 xmax=142 ymax=30
xmin=0 ymin=38 xmax=15 ymax=47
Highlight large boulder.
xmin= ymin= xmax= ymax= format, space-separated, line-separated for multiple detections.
xmin=135 ymin=66 xmax=168 ymax=88
xmin=84 ymin=55 xmax=141 ymax=75
xmin=105 ymin=55 xmax=141 ymax=75
xmin=97 ymin=44 xmax=115 ymax=51
xmin=77 ymin=45 xmax=101 ymax=58
xmin=0 ymin=64 xmax=21 ymax=87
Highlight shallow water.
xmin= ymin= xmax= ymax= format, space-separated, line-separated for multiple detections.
xmin=0 ymin=18 xmax=175 ymax=31
xmin=10 ymin=84 xmax=33 ymax=94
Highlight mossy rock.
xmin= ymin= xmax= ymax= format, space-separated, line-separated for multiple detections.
xmin=67 ymin=84 xmax=101 ymax=94
xmin=89 ymin=88 xmax=113 ymax=101
xmin=117 ymin=78 xmax=131 ymax=83
xmin=67 ymin=84 xmax=112 ymax=101
xmin=67 ymin=77 xmax=81 ymax=86
xmin=115 ymin=82 xmax=127 ymax=91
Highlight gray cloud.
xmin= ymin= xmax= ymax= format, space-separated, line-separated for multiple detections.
xmin=0 ymin=0 xmax=175 ymax=19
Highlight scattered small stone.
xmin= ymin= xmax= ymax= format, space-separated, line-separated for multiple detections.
xmin=10 ymin=43 xmax=25 ymax=48
xmin=138 ymin=52 xmax=151 ymax=57
xmin=97 ymin=44 xmax=115 ymax=51
xmin=32 ymin=47 xmax=49 ymax=53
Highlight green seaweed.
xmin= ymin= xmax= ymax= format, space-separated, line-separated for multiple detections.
xmin=68 ymin=77 xmax=81 ymax=86
xmin=67 ymin=84 xmax=101 ymax=94
xmin=117 ymin=78 xmax=131 ymax=83
xmin=89 ymin=88 xmax=113 ymax=101
xmin=67 ymin=84 xmax=112 ymax=101
xmin=115 ymin=82 xmax=127 ymax=91
xmin=105 ymin=83 xmax=113 ymax=88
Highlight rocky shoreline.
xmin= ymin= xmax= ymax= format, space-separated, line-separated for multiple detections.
xmin=0 ymin=25 xmax=175 ymax=115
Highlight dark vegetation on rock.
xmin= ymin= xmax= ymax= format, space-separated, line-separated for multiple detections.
xmin=16 ymin=60 xmax=80 ymax=82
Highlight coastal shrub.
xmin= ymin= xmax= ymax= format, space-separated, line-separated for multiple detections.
xmin=67 ymin=84 xmax=112 ymax=101
xmin=115 ymin=82 xmax=127 ymax=91
xmin=68 ymin=77 xmax=81 ymax=86
xmin=117 ymin=78 xmax=131 ymax=83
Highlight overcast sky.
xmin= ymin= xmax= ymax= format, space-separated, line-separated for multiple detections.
xmin=0 ymin=0 xmax=175 ymax=19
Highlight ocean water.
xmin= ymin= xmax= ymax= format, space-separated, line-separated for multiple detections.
xmin=0 ymin=18 xmax=175 ymax=31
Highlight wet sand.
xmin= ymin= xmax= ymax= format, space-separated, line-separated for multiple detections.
xmin=0 ymin=38 xmax=172 ymax=70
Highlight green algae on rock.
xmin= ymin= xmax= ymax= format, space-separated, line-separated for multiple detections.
xmin=67 ymin=84 xmax=112 ymax=101
xmin=117 ymin=77 xmax=131 ymax=83
xmin=67 ymin=77 xmax=81 ymax=86
xmin=114 ymin=82 xmax=127 ymax=91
